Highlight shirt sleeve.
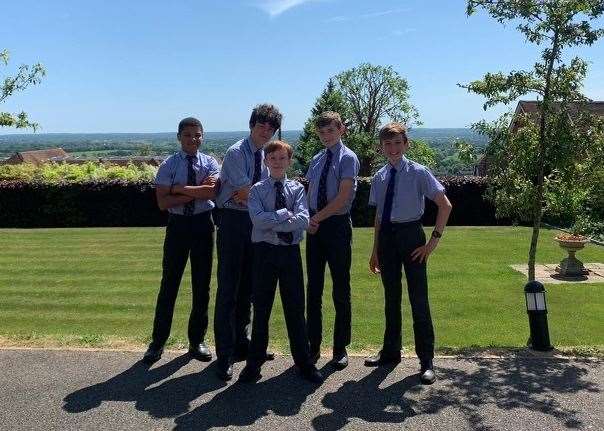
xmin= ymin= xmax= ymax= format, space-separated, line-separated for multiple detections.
xmin=274 ymin=185 xmax=310 ymax=232
xmin=420 ymin=168 xmax=446 ymax=201
xmin=368 ymin=175 xmax=378 ymax=207
xmin=207 ymin=156 xmax=220 ymax=178
xmin=339 ymin=153 xmax=359 ymax=180
xmin=220 ymin=147 xmax=250 ymax=189
xmin=155 ymin=158 xmax=173 ymax=187
xmin=248 ymin=186 xmax=290 ymax=229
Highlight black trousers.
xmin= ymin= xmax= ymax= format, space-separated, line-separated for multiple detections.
xmin=377 ymin=221 xmax=434 ymax=360
xmin=247 ymin=242 xmax=311 ymax=369
xmin=150 ymin=212 xmax=214 ymax=349
xmin=306 ymin=213 xmax=352 ymax=353
xmin=214 ymin=209 xmax=253 ymax=361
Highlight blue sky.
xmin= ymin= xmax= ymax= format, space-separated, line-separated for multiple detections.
xmin=2 ymin=0 xmax=603 ymax=133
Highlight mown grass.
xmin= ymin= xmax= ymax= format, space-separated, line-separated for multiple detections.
xmin=0 ymin=227 xmax=602 ymax=354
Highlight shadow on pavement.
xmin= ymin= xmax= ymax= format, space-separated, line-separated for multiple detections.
xmin=173 ymin=364 xmax=337 ymax=431
xmin=63 ymin=355 xmax=600 ymax=430
xmin=63 ymin=354 xmax=225 ymax=418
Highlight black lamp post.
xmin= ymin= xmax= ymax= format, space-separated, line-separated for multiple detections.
xmin=524 ymin=280 xmax=553 ymax=351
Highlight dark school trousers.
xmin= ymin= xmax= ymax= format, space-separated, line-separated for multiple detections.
xmin=377 ymin=220 xmax=434 ymax=361
xmin=150 ymin=212 xmax=214 ymax=349
xmin=306 ymin=213 xmax=352 ymax=353
xmin=247 ymin=242 xmax=312 ymax=369
xmin=214 ymin=209 xmax=254 ymax=361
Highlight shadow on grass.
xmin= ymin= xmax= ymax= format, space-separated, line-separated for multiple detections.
xmin=63 ymin=356 xmax=600 ymax=430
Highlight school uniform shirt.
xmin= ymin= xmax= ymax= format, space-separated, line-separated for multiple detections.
xmin=369 ymin=156 xmax=445 ymax=223
xmin=305 ymin=141 xmax=360 ymax=214
xmin=216 ymin=137 xmax=268 ymax=211
xmin=248 ymin=176 xmax=310 ymax=246
xmin=155 ymin=150 xmax=220 ymax=215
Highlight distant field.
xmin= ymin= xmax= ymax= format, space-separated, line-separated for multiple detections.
xmin=1 ymin=227 xmax=602 ymax=354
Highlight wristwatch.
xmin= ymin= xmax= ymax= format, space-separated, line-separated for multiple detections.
xmin=431 ymin=230 xmax=442 ymax=239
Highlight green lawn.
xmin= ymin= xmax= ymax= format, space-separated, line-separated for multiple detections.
xmin=0 ymin=227 xmax=602 ymax=354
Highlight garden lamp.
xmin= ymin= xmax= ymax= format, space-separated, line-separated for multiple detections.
xmin=524 ymin=281 xmax=553 ymax=351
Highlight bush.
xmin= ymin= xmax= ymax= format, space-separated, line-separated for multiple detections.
xmin=0 ymin=175 xmax=503 ymax=228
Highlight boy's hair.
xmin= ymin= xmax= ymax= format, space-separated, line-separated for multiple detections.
xmin=379 ymin=122 xmax=408 ymax=143
xmin=264 ymin=140 xmax=293 ymax=159
xmin=315 ymin=111 xmax=344 ymax=129
xmin=249 ymin=103 xmax=283 ymax=131
xmin=178 ymin=117 xmax=203 ymax=135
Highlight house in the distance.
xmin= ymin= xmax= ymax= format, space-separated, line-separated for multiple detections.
xmin=474 ymin=100 xmax=604 ymax=176
xmin=2 ymin=148 xmax=70 ymax=166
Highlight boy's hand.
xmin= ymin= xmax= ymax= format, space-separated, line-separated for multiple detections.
xmin=232 ymin=188 xmax=250 ymax=204
xmin=202 ymin=176 xmax=217 ymax=186
xmin=411 ymin=238 xmax=439 ymax=263
xmin=308 ymin=217 xmax=320 ymax=234
xmin=369 ymin=251 xmax=380 ymax=274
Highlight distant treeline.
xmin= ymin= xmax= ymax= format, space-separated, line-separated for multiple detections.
xmin=0 ymin=129 xmax=488 ymax=175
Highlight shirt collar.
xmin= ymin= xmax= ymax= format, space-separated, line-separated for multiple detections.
xmin=268 ymin=175 xmax=288 ymax=187
xmin=389 ymin=156 xmax=409 ymax=172
xmin=326 ymin=140 xmax=342 ymax=156
xmin=179 ymin=150 xmax=199 ymax=161
xmin=247 ymin=135 xmax=263 ymax=154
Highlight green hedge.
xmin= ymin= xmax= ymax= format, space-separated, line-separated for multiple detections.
xmin=0 ymin=176 xmax=504 ymax=228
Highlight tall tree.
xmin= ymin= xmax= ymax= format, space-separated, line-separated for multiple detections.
xmin=463 ymin=0 xmax=604 ymax=281
xmin=1 ymin=49 xmax=45 ymax=130
xmin=295 ymin=79 xmax=348 ymax=173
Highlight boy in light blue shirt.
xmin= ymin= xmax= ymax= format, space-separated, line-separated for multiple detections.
xmin=238 ymin=140 xmax=323 ymax=384
xmin=366 ymin=122 xmax=452 ymax=385
xmin=143 ymin=117 xmax=219 ymax=365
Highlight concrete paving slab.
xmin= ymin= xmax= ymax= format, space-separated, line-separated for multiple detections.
xmin=510 ymin=263 xmax=604 ymax=284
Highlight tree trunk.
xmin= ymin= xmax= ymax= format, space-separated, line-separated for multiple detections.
xmin=528 ymin=30 xmax=560 ymax=281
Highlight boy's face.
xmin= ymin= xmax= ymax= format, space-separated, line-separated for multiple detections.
xmin=381 ymin=134 xmax=409 ymax=165
xmin=250 ymin=122 xmax=276 ymax=147
xmin=265 ymin=148 xmax=291 ymax=178
xmin=317 ymin=122 xmax=345 ymax=148
xmin=178 ymin=125 xmax=203 ymax=155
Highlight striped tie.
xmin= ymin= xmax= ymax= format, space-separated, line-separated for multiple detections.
xmin=183 ymin=155 xmax=196 ymax=216
xmin=381 ymin=167 xmax=397 ymax=229
xmin=316 ymin=149 xmax=333 ymax=211
xmin=275 ymin=181 xmax=293 ymax=244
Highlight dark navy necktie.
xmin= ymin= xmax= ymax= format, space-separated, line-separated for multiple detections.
xmin=381 ymin=167 xmax=397 ymax=228
xmin=183 ymin=154 xmax=196 ymax=216
xmin=316 ymin=149 xmax=333 ymax=211
xmin=252 ymin=150 xmax=262 ymax=185
xmin=275 ymin=181 xmax=293 ymax=244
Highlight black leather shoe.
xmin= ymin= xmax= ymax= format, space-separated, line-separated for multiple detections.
xmin=330 ymin=349 xmax=348 ymax=370
xmin=142 ymin=345 xmax=163 ymax=364
xmin=265 ymin=351 xmax=275 ymax=361
xmin=364 ymin=350 xmax=401 ymax=367
xmin=309 ymin=350 xmax=320 ymax=365
xmin=238 ymin=365 xmax=261 ymax=383
xmin=216 ymin=359 xmax=233 ymax=381
xmin=419 ymin=360 xmax=436 ymax=385
xmin=300 ymin=365 xmax=324 ymax=384
xmin=188 ymin=342 xmax=213 ymax=362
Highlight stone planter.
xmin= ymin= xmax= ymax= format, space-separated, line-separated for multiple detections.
xmin=554 ymin=235 xmax=589 ymax=277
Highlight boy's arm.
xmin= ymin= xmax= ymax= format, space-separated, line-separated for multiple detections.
xmin=156 ymin=186 xmax=194 ymax=211
xmin=172 ymin=176 xmax=218 ymax=200
xmin=222 ymin=148 xmax=252 ymax=203
xmin=274 ymin=187 xmax=310 ymax=233
xmin=410 ymin=192 xmax=452 ymax=263
xmin=369 ymin=213 xmax=381 ymax=274
xmin=309 ymin=179 xmax=353 ymax=224
xmin=248 ymin=186 xmax=292 ymax=230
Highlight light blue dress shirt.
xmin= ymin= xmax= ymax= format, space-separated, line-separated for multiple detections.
xmin=248 ymin=176 xmax=310 ymax=245
xmin=216 ymin=137 xmax=268 ymax=211
xmin=155 ymin=150 xmax=220 ymax=215
xmin=305 ymin=141 xmax=360 ymax=214
xmin=369 ymin=156 xmax=445 ymax=223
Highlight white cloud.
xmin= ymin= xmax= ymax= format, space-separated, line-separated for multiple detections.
xmin=256 ymin=0 xmax=315 ymax=17
xmin=325 ymin=8 xmax=409 ymax=23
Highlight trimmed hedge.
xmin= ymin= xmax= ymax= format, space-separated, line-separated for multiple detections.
xmin=0 ymin=176 xmax=506 ymax=228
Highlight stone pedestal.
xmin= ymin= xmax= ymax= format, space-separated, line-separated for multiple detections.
xmin=554 ymin=237 xmax=589 ymax=277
